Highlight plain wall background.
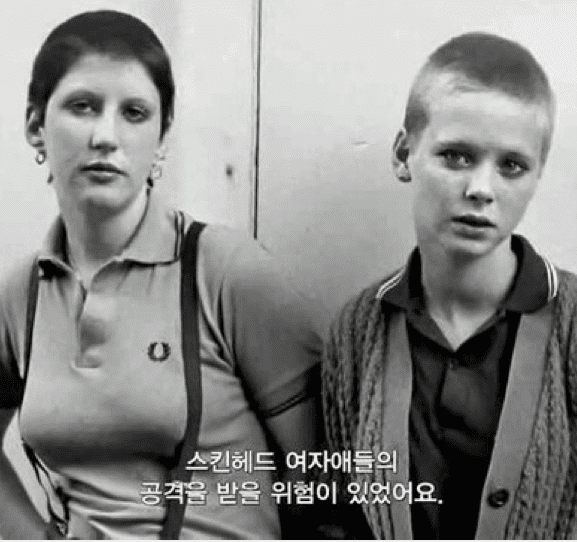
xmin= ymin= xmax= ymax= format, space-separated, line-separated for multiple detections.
xmin=2 ymin=0 xmax=577 ymax=525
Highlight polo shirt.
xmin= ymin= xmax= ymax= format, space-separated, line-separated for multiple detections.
xmin=0 ymin=190 xmax=322 ymax=539
xmin=378 ymin=235 xmax=557 ymax=540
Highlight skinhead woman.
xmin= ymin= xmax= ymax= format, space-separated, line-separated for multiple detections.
xmin=322 ymin=32 xmax=577 ymax=540
xmin=0 ymin=10 xmax=323 ymax=539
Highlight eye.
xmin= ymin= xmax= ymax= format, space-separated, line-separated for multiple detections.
xmin=438 ymin=149 xmax=473 ymax=169
xmin=123 ymin=105 xmax=149 ymax=123
xmin=67 ymin=99 xmax=97 ymax=116
xmin=499 ymin=158 xmax=528 ymax=179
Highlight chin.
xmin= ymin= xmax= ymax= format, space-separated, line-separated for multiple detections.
xmin=79 ymin=192 xmax=133 ymax=217
xmin=442 ymin=236 xmax=501 ymax=260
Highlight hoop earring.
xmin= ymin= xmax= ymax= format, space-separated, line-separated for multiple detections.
xmin=35 ymin=149 xmax=46 ymax=165
xmin=398 ymin=170 xmax=411 ymax=182
xmin=150 ymin=145 xmax=167 ymax=184
xmin=150 ymin=161 xmax=163 ymax=181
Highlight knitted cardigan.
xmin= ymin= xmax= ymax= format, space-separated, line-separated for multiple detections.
xmin=322 ymin=268 xmax=577 ymax=539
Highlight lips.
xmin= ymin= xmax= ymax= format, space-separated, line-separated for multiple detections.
xmin=452 ymin=214 xmax=496 ymax=227
xmin=82 ymin=162 xmax=124 ymax=175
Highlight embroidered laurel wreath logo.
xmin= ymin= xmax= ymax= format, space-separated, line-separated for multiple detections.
xmin=147 ymin=342 xmax=171 ymax=362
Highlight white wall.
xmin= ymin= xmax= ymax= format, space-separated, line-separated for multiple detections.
xmin=0 ymin=0 xmax=257 ymax=519
xmin=258 ymin=0 xmax=577 ymax=323
xmin=170 ymin=1 xmax=258 ymax=229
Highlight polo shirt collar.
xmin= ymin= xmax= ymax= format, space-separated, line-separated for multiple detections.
xmin=119 ymin=189 xmax=181 ymax=265
xmin=38 ymin=189 xmax=180 ymax=274
xmin=377 ymin=234 xmax=558 ymax=314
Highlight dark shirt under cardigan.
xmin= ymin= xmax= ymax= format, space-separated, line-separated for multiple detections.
xmin=379 ymin=235 xmax=553 ymax=539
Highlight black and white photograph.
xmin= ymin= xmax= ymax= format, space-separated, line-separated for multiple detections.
xmin=0 ymin=0 xmax=576 ymax=539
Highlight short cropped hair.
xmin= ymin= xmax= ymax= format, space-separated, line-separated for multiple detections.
xmin=403 ymin=32 xmax=555 ymax=163
xmin=28 ymin=10 xmax=175 ymax=138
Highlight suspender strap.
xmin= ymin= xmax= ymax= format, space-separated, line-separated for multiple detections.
xmin=22 ymin=258 xmax=70 ymax=536
xmin=22 ymin=220 xmax=206 ymax=540
xmin=24 ymin=258 xmax=40 ymax=383
xmin=22 ymin=441 xmax=70 ymax=536
xmin=160 ymin=220 xmax=206 ymax=540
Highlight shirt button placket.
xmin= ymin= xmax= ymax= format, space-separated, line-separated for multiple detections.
xmin=76 ymin=285 xmax=116 ymax=369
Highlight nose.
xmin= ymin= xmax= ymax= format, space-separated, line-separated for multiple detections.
xmin=464 ymin=163 xmax=495 ymax=204
xmin=89 ymin=109 xmax=119 ymax=152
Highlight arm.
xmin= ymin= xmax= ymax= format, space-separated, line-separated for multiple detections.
xmin=215 ymin=233 xmax=326 ymax=450
xmin=0 ymin=408 xmax=54 ymax=539
xmin=264 ymin=396 xmax=328 ymax=539
xmin=213 ymin=233 xmax=327 ymax=536
xmin=264 ymin=317 xmax=371 ymax=540
xmin=264 ymin=394 xmax=323 ymax=471
xmin=0 ymin=258 xmax=59 ymax=539
xmin=200 ymin=228 xmax=372 ymax=537
xmin=316 ymin=300 xmax=376 ymax=540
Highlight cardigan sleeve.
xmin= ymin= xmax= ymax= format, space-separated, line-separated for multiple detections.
xmin=322 ymin=283 xmax=384 ymax=455
xmin=555 ymin=269 xmax=577 ymax=418
xmin=322 ymin=315 xmax=345 ymax=454
xmin=322 ymin=298 xmax=358 ymax=457
xmin=319 ymin=287 xmax=384 ymax=539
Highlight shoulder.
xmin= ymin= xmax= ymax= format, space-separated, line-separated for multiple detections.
xmin=546 ymin=267 xmax=577 ymax=382
xmin=187 ymin=222 xmax=323 ymax=412
xmin=186 ymin=220 xmax=322 ymax=331
xmin=0 ymin=253 xmax=37 ymax=324
xmin=196 ymin=223 xmax=270 ymax=278
xmin=551 ymin=267 xmax=577 ymax=345
xmin=322 ymin=270 xmax=400 ymax=453
xmin=556 ymin=267 xmax=577 ymax=302
xmin=323 ymin=269 xmax=400 ymax=393
xmin=177 ymin=217 xmax=261 ymax=299
xmin=0 ymin=254 xmax=37 ymax=380
xmin=552 ymin=268 xmax=577 ymax=412
xmin=328 ymin=269 xmax=400 ymax=346
xmin=552 ymin=267 xmax=577 ymax=322
xmin=190 ymin=222 xmax=286 ymax=304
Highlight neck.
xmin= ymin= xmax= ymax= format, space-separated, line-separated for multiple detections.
xmin=420 ymin=239 xmax=517 ymax=317
xmin=62 ymin=189 xmax=148 ymax=278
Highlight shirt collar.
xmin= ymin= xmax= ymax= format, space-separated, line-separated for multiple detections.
xmin=38 ymin=189 xmax=181 ymax=275
xmin=376 ymin=234 xmax=558 ymax=314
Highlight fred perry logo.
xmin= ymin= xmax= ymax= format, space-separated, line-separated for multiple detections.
xmin=148 ymin=342 xmax=171 ymax=362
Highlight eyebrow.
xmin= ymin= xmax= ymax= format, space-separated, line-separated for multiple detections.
xmin=432 ymin=139 xmax=477 ymax=152
xmin=60 ymin=89 xmax=157 ymax=108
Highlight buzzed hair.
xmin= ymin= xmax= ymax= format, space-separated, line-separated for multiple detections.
xmin=403 ymin=32 xmax=555 ymax=163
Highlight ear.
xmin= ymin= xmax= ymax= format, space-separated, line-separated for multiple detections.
xmin=25 ymin=105 xmax=45 ymax=150
xmin=392 ymin=128 xmax=411 ymax=182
